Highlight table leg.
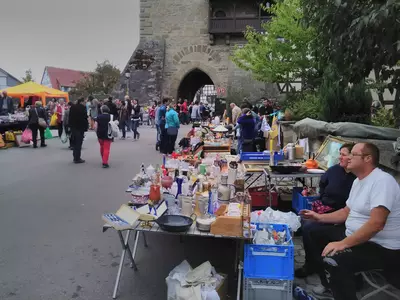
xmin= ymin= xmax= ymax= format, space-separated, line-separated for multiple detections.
xmin=113 ymin=230 xmax=132 ymax=299
xmin=130 ymin=231 xmax=140 ymax=268
xmin=143 ymin=232 xmax=148 ymax=248
xmin=236 ymin=261 xmax=243 ymax=300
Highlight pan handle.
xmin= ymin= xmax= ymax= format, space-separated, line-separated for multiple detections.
xmin=190 ymin=213 xmax=197 ymax=223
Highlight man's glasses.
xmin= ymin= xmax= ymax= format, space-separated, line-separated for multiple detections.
xmin=349 ymin=152 xmax=371 ymax=158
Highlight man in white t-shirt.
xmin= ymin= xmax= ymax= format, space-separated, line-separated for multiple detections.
xmin=300 ymin=142 xmax=400 ymax=300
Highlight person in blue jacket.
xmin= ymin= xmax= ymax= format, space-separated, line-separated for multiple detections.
xmin=165 ymin=104 xmax=180 ymax=154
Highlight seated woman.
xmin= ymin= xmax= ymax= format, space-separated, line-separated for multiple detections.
xmin=295 ymin=143 xmax=356 ymax=278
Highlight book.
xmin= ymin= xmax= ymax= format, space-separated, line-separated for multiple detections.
xmin=102 ymin=201 xmax=168 ymax=230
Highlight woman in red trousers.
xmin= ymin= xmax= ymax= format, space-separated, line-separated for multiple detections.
xmin=96 ymin=105 xmax=112 ymax=168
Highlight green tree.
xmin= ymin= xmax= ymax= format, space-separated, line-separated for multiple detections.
xmin=22 ymin=69 xmax=34 ymax=82
xmin=231 ymin=0 xmax=316 ymax=87
xmin=70 ymin=60 xmax=120 ymax=98
xmin=301 ymin=0 xmax=400 ymax=126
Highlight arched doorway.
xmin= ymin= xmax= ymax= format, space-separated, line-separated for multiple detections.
xmin=177 ymin=69 xmax=216 ymax=103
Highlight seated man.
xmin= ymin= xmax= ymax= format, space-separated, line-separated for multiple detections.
xmin=295 ymin=143 xmax=356 ymax=278
xmin=300 ymin=143 xmax=400 ymax=300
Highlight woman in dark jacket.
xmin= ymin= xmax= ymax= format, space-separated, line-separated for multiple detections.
xmin=236 ymin=108 xmax=255 ymax=153
xmin=28 ymin=101 xmax=48 ymax=148
xmin=118 ymin=100 xmax=129 ymax=140
xmin=96 ymin=105 xmax=112 ymax=168
xmin=131 ymin=99 xmax=141 ymax=140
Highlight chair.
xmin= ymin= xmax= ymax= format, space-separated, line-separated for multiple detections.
xmin=358 ymin=271 xmax=400 ymax=300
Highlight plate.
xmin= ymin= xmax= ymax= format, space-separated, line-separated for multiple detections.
xmin=307 ymin=169 xmax=325 ymax=174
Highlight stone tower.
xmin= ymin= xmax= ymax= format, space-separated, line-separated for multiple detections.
xmin=115 ymin=0 xmax=279 ymax=104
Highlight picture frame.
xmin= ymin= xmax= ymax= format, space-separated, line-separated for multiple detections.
xmin=315 ymin=135 xmax=352 ymax=170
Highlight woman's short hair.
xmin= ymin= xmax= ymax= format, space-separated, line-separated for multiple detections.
xmin=101 ymin=105 xmax=110 ymax=113
xmin=242 ymin=108 xmax=251 ymax=115
xmin=340 ymin=143 xmax=354 ymax=153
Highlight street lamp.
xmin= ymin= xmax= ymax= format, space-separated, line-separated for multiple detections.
xmin=125 ymin=69 xmax=131 ymax=96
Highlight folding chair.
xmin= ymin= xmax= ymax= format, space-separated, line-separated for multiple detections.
xmin=358 ymin=271 xmax=400 ymax=300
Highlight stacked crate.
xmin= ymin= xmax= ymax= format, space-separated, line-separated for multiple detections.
xmin=243 ymin=223 xmax=294 ymax=300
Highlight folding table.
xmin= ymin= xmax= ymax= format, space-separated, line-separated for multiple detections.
xmin=103 ymin=219 xmax=250 ymax=299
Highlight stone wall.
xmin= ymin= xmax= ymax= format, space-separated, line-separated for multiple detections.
xmin=134 ymin=0 xmax=279 ymax=102
xmin=114 ymin=39 xmax=164 ymax=104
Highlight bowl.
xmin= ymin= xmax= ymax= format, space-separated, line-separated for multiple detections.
xmin=131 ymin=187 xmax=150 ymax=204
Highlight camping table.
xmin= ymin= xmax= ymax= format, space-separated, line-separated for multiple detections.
xmin=263 ymin=167 xmax=324 ymax=207
xmin=103 ymin=220 xmax=250 ymax=299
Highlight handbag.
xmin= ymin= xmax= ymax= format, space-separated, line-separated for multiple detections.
xmin=167 ymin=127 xmax=178 ymax=136
xmin=36 ymin=108 xmax=47 ymax=128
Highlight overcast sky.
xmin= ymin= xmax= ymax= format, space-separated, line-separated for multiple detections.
xmin=0 ymin=0 xmax=139 ymax=82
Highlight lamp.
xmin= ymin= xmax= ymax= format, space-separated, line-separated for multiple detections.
xmin=125 ymin=69 xmax=131 ymax=96
xmin=125 ymin=69 xmax=131 ymax=79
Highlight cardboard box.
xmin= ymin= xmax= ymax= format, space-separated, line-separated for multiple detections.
xmin=210 ymin=204 xmax=250 ymax=237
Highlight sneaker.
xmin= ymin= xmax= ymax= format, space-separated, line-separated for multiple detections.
xmin=312 ymin=285 xmax=333 ymax=299
xmin=102 ymin=164 xmax=109 ymax=168
xmin=120 ymin=137 xmax=125 ymax=140
xmin=40 ymin=144 xmax=47 ymax=147
xmin=33 ymin=145 xmax=38 ymax=149
xmin=295 ymin=265 xmax=316 ymax=278
xmin=74 ymin=159 xmax=85 ymax=164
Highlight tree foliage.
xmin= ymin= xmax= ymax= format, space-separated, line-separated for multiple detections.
xmin=301 ymin=0 xmax=400 ymax=126
xmin=22 ymin=69 xmax=34 ymax=82
xmin=231 ymin=0 xmax=316 ymax=85
xmin=70 ymin=60 xmax=120 ymax=98
xmin=318 ymin=66 xmax=372 ymax=124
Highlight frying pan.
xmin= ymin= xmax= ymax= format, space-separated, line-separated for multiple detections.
xmin=154 ymin=214 xmax=197 ymax=232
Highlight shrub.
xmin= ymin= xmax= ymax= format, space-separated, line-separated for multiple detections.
xmin=372 ymin=108 xmax=396 ymax=128
xmin=319 ymin=66 xmax=372 ymax=124
xmin=284 ymin=91 xmax=322 ymax=121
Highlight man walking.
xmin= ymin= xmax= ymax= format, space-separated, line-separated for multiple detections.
xmin=158 ymin=98 xmax=169 ymax=154
xmin=154 ymin=101 xmax=161 ymax=150
xmin=68 ymin=97 xmax=88 ymax=164
xmin=0 ymin=91 xmax=14 ymax=115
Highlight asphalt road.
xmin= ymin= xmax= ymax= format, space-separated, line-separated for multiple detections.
xmin=0 ymin=125 xmax=237 ymax=300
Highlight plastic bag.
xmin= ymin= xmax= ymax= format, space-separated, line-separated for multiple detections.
xmin=5 ymin=131 xmax=15 ymax=141
xmin=60 ymin=130 xmax=68 ymax=144
xmin=44 ymin=127 xmax=53 ymax=139
xmin=251 ymin=207 xmax=301 ymax=232
xmin=21 ymin=128 xmax=32 ymax=144
xmin=50 ymin=113 xmax=58 ymax=126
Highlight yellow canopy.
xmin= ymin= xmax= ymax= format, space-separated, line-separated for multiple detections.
xmin=1 ymin=81 xmax=69 ymax=104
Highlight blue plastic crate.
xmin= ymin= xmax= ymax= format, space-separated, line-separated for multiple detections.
xmin=292 ymin=187 xmax=319 ymax=213
xmin=244 ymin=223 xmax=294 ymax=280
xmin=240 ymin=152 xmax=285 ymax=162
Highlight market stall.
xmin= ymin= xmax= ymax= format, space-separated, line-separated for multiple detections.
xmin=101 ymin=118 xmax=332 ymax=299
xmin=0 ymin=82 xmax=69 ymax=141
xmin=1 ymin=81 xmax=69 ymax=108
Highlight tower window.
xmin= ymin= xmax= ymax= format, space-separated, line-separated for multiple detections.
xmin=214 ymin=10 xmax=226 ymax=18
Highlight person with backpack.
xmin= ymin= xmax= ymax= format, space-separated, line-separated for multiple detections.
xmin=96 ymin=105 xmax=113 ymax=168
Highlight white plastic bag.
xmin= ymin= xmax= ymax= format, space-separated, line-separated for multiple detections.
xmin=251 ymin=207 xmax=301 ymax=232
